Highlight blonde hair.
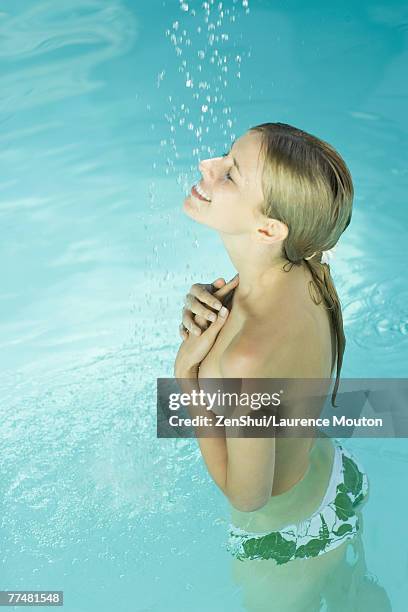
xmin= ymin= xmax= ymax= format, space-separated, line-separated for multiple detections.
xmin=249 ymin=122 xmax=353 ymax=407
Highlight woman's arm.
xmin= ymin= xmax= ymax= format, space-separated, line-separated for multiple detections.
xmin=174 ymin=367 xmax=229 ymax=497
xmin=175 ymin=361 xmax=276 ymax=513
xmin=221 ymin=374 xmax=276 ymax=512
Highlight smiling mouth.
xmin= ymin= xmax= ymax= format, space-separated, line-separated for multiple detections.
xmin=191 ymin=183 xmax=211 ymax=203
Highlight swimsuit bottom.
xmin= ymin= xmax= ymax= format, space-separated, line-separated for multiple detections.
xmin=226 ymin=439 xmax=369 ymax=564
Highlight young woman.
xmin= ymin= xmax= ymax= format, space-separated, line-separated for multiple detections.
xmin=174 ymin=123 xmax=391 ymax=610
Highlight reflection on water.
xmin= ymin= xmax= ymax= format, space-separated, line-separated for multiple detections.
xmin=0 ymin=0 xmax=137 ymax=112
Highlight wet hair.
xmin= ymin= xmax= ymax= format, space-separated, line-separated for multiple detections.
xmin=249 ymin=122 xmax=353 ymax=407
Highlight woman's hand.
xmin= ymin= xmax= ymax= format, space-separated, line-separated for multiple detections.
xmin=174 ymin=307 xmax=230 ymax=377
xmin=179 ymin=274 xmax=239 ymax=340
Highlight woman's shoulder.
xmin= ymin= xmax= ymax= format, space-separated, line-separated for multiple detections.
xmin=221 ymin=289 xmax=317 ymax=378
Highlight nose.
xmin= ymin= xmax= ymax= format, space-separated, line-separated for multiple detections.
xmin=199 ymin=156 xmax=224 ymax=178
xmin=198 ymin=157 xmax=213 ymax=177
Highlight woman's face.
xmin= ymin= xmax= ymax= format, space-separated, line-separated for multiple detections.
xmin=183 ymin=130 xmax=266 ymax=234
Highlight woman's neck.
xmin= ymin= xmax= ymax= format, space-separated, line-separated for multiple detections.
xmin=234 ymin=257 xmax=308 ymax=310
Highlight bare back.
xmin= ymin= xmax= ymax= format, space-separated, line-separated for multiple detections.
xmin=198 ymin=264 xmax=337 ymax=497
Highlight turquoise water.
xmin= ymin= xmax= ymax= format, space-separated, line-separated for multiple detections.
xmin=0 ymin=0 xmax=407 ymax=610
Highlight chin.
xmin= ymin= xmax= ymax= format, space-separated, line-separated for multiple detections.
xmin=183 ymin=194 xmax=205 ymax=218
xmin=182 ymin=195 xmax=196 ymax=214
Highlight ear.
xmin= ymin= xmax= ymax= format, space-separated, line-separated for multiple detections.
xmin=256 ymin=218 xmax=288 ymax=245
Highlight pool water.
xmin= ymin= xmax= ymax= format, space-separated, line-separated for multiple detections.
xmin=0 ymin=0 xmax=407 ymax=610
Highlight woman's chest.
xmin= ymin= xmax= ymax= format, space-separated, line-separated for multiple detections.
xmin=197 ymin=309 xmax=245 ymax=417
xmin=198 ymin=307 xmax=245 ymax=379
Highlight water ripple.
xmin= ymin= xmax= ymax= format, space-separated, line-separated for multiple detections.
xmin=344 ymin=275 xmax=408 ymax=351
xmin=0 ymin=344 xmax=208 ymax=554
xmin=0 ymin=0 xmax=138 ymax=112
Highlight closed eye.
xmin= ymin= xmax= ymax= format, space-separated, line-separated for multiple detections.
xmin=222 ymin=152 xmax=234 ymax=182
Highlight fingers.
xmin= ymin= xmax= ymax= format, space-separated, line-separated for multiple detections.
xmin=191 ymin=277 xmax=235 ymax=329
xmin=181 ymin=275 xmax=238 ymax=339
xmin=213 ymin=273 xmax=239 ymax=299
xmin=203 ymin=306 xmax=229 ymax=337
xmin=179 ymin=324 xmax=189 ymax=340
xmin=193 ymin=313 xmax=210 ymax=331
xmin=182 ymin=308 xmax=203 ymax=336
xmin=188 ymin=307 xmax=229 ymax=347
xmin=184 ymin=293 xmax=220 ymax=322
xmin=187 ymin=283 xmax=224 ymax=315
xmin=179 ymin=320 xmax=207 ymax=339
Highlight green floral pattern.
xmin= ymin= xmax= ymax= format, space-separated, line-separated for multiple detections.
xmin=227 ymin=441 xmax=369 ymax=563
